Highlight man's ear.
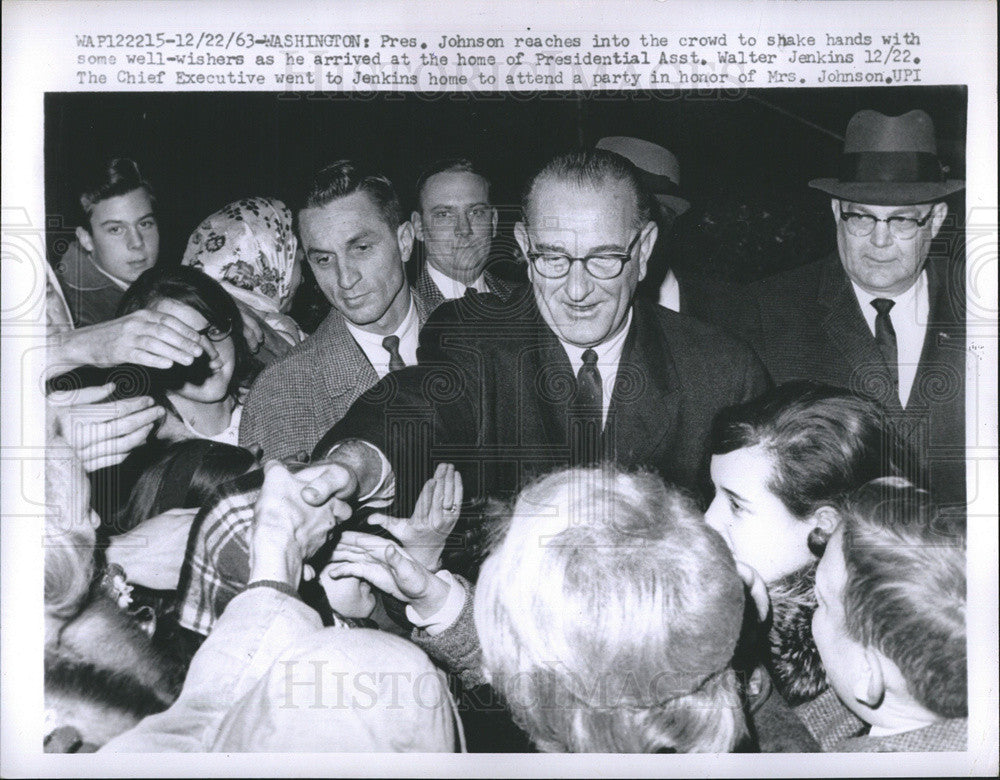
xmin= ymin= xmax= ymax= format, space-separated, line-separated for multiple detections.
xmin=397 ymin=221 xmax=415 ymax=264
xmin=490 ymin=207 xmax=498 ymax=239
xmin=929 ymin=201 xmax=948 ymax=240
xmin=411 ymin=211 xmax=425 ymax=242
xmin=853 ymin=647 xmax=886 ymax=709
xmin=830 ymin=199 xmax=842 ymax=221
xmin=636 ymin=220 xmax=658 ymax=282
xmin=75 ymin=226 xmax=94 ymax=255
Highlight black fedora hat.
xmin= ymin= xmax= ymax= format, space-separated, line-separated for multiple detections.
xmin=809 ymin=110 xmax=964 ymax=205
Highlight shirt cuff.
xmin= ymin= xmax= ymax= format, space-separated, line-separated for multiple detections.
xmin=325 ymin=439 xmax=396 ymax=507
xmin=405 ymin=569 xmax=465 ymax=636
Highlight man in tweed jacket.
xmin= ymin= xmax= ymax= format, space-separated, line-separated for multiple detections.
xmin=807 ymin=479 xmax=967 ymax=752
xmin=408 ymin=158 xmax=519 ymax=312
xmin=240 ymin=161 xmax=432 ymax=461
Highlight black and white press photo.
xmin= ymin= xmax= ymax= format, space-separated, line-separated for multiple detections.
xmin=2 ymin=1 xmax=996 ymax=776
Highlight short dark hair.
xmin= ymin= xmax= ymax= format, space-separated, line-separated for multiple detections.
xmin=298 ymin=160 xmax=400 ymax=229
xmin=415 ymin=157 xmax=491 ymax=210
xmin=711 ymin=382 xmax=913 ymax=519
xmin=839 ymin=478 xmax=967 ymax=718
xmin=77 ymin=158 xmax=154 ymax=231
xmin=116 ymin=266 xmax=256 ymax=408
xmin=522 ymin=149 xmax=652 ymax=228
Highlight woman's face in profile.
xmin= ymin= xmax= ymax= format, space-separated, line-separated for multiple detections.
xmin=704 ymin=445 xmax=816 ymax=583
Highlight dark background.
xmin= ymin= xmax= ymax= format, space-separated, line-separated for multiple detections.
xmin=45 ymin=86 xmax=966 ymax=326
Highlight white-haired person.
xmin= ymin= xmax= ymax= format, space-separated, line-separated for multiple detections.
xmin=43 ymin=434 xmax=187 ymax=752
xmin=329 ymin=465 xmax=749 ymax=753
xmin=803 ymin=477 xmax=967 ymax=751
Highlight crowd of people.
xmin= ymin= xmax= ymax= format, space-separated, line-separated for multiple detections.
xmin=42 ymin=107 xmax=968 ymax=754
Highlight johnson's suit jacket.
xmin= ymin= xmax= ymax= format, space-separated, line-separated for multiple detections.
xmin=239 ymin=290 xmax=432 ymax=461
xmin=413 ymin=264 xmax=519 ymax=313
xmin=737 ymin=254 xmax=965 ymax=506
xmin=317 ymin=287 xmax=770 ymax=515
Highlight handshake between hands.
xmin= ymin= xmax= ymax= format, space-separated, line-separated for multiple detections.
xmin=249 ymin=460 xmax=463 ymax=621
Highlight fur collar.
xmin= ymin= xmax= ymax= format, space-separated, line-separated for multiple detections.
xmin=766 ymin=562 xmax=829 ymax=706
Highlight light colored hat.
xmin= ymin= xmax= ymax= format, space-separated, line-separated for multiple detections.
xmin=596 ymin=136 xmax=690 ymax=216
xmin=809 ymin=110 xmax=964 ymax=205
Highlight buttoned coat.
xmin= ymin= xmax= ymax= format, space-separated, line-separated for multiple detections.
xmin=737 ymin=254 xmax=965 ymax=506
xmin=318 ymin=287 xmax=770 ymax=514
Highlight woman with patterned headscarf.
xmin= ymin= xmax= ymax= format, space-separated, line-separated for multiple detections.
xmin=182 ymin=197 xmax=305 ymax=362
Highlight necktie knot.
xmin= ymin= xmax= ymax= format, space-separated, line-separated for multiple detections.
xmin=582 ymin=348 xmax=598 ymax=367
xmin=382 ymin=335 xmax=405 ymax=373
xmin=871 ymin=298 xmax=895 ymax=317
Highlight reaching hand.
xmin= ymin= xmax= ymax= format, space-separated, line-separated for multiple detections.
xmin=250 ymin=460 xmax=356 ymax=586
xmin=106 ymin=507 xmax=199 ymax=590
xmin=736 ymin=560 xmax=771 ymax=622
xmin=327 ymin=531 xmax=450 ymax=619
xmin=367 ymin=463 xmax=462 ymax=569
xmin=48 ymin=383 xmax=164 ymax=471
xmin=50 ymin=301 xmax=211 ymax=375
xmin=232 ymin=298 xmax=266 ymax=354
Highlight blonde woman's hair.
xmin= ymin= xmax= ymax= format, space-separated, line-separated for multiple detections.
xmin=475 ymin=466 xmax=746 ymax=752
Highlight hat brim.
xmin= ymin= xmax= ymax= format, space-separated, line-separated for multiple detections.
xmin=808 ymin=178 xmax=965 ymax=206
xmin=654 ymin=193 xmax=690 ymax=217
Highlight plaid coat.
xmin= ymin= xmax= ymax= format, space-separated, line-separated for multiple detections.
xmin=176 ymin=469 xmax=264 ymax=636
xmin=238 ymin=289 xmax=432 ymax=461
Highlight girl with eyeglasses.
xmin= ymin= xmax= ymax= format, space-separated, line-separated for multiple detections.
xmin=117 ymin=265 xmax=260 ymax=445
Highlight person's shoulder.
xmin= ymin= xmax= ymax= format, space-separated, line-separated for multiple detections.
xmin=640 ymin=298 xmax=753 ymax=357
xmin=838 ymin=717 xmax=968 ymax=753
xmin=252 ymin=311 xmax=344 ymax=380
xmin=746 ymin=255 xmax=833 ymax=296
xmin=423 ymin=285 xmax=537 ymax=330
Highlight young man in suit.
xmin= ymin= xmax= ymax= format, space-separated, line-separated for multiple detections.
xmin=307 ymin=148 xmax=769 ymax=540
xmin=409 ymin=158 xmax=517 ymax=310
xmin=239 ymin=161 xmax=432 ymax=461
xmin=738 ymin=110 xmax=965 ymax=507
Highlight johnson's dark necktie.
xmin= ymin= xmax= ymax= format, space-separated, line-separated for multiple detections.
xmin=871 ymin=298 xmax=898 ymax=390
xmin=570 ymin=348 xmax=603 ymax=465
xmin=382 ymin=334 xmax=406 ymax=373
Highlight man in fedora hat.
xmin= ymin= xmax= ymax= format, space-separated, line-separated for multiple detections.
xmin=737 ymin=109 xmax=966 ymax=506
xmin=596 ymin=136 xmax=737 ymax=328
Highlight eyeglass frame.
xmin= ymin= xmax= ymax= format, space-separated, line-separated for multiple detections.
xmin=196 ymin=320 xmax=233 ymax=342
xmin=838 ymin=207 xmax=934 ymax=239
xmin=523 ymin=228 xmax=645 ymax=280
